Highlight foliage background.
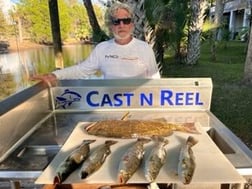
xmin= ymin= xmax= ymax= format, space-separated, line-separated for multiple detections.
xmin=0 ymin=0 xmax=105 ymax=43
xmin=163 ymin=40 xmax=252 ymax=149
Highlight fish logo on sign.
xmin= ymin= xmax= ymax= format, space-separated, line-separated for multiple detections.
xmin=55 ymin=89 xmax=82 ymax=109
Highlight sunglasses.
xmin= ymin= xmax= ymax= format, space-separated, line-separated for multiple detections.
xmin=111 ymin=18 xmax=132 ymax=25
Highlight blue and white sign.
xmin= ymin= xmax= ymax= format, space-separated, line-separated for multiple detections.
xmin=53 ymin=78 xmax=212 ymax=111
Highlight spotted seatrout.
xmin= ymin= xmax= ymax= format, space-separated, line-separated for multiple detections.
xmin=118 ymin=138 xmax=151 ymax=184
xmin=85 ymin=120 xmax=198 ymax=138
xmin=80 ymin=140 xmax=117 ymax=179
xmin=54 ymin=139 xmax=96 ymax=184
xmin=144 ymin=136 xmax=169 ymax=183
xmin=177 ymin=136 xmax=198 ymax=185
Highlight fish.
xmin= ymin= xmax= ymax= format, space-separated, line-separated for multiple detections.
xmin=56 ymin=89 xmax=82 ymax=109
xmin=177 ymin=136 xmax=198 ymax=185
xmin=54 ymin=139 xmax=96 ymax=184
xmin=85 ymin=119 xmax=198 ymax=138
xmin=144 ymin=136 xmax=169 ymax=183
xmin=118 ymin=138 xmax=151 ymax=184
xmin=80 ymin=140 xmax=117 ymax=179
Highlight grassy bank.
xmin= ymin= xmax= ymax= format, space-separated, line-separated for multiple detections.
xmin=162 ymin=40 xmax=252 ymax=149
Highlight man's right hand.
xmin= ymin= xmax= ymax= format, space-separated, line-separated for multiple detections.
xmin=30 ymin=73 xmax=57 ymax=84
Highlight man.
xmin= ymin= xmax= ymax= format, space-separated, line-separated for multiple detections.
xmin=33 ymin=2 xmax=160 ymax=82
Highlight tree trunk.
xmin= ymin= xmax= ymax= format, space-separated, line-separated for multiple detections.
xmin=243 ymin=25 xmax=252 ymax=85
xmin=186 ymin=0 xmax=208 ymax=65
xmin=17 ymin=17 xmax=23 ymax=43
xmin=210 ymin=0 xmax=224 ymax=62
xmin=48 ymin=0 xmax=64 ymax=69
xmin=214 ymin=0 xmax=224 ymax=41
xmin=82 ymin=0 xmax=108 ymax=42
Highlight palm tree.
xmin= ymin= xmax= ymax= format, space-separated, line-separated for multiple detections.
xmin=144 ymin=0 xmax=173 ymax=73
xmin=145 ymin=0 xmax=190 ymax=68
xmin=186 ymin=0 xmax=208 ymax=65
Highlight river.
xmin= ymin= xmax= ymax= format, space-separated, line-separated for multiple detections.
xmin=0 ymin=44 xmax=93 ymax=101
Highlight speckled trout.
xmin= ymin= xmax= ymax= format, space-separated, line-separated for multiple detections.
xmin=118 ymin=138 xmax=151 ymax=184
xmin=144 ymin=136 xmax=169 ymax=183
xmin=54 ymin=139 xmax=96 ymax=184
xmin=80 ymin=140 xmax=117 ymax=179
xmin=178 ymin=136 xmax=198 ymax=185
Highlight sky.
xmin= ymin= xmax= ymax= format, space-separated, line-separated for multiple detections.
xmin=1 ymin=0 xmax=14 ymax=15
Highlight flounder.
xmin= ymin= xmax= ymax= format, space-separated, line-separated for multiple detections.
xmin=85 ymin=119 xmax=198 ymax=138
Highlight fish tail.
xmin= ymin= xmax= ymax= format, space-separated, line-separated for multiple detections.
xmin=137 ymin=137 xmax=151 ymax=144
xmin=83 ymin=139 xmax=96 ymax=144
xmin=177 ymin=123 xmax=200 ymax=134
xmin=187 ymin=136 xmax=198 ymax=147
xmin=85 ymin=122 xmax=97 ymax=132
xmin=105 ymin=140 xmax=118 ymax=146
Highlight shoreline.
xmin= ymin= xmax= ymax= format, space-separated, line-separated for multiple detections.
xmin=7 ymin=39 xmax=87 ymax=53
xmin=8 ymin=40 xmax=44 ymax=53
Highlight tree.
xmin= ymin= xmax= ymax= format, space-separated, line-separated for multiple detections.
xmin=145 ymin=0 xmax=189 ymax=68
xmin=82 ymin=0 xmax=109 ymax=42
xmin=243 ymin=25 xmax=252 ymax=85
xmin=210 ymin=0 xmax=224 ymax=62
xmin=57 ymin=0 xmax=71 ymax=40
xmin=16 ymin=0 xmax=71 ymax=43
xmin=17 ymin=0 xmax=51 ymax=43
xmin=0 ymin=9 xmax=7 ymax=38
xmin=69 ymin=3 xmax=92 ymax=40
xmin=167 ymin=0 xmax=188 ymax=63
xmin=0 ymin=2 xmax=14 ymax=40
xmin=186 ymin=0 xmax=208 ymax=65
